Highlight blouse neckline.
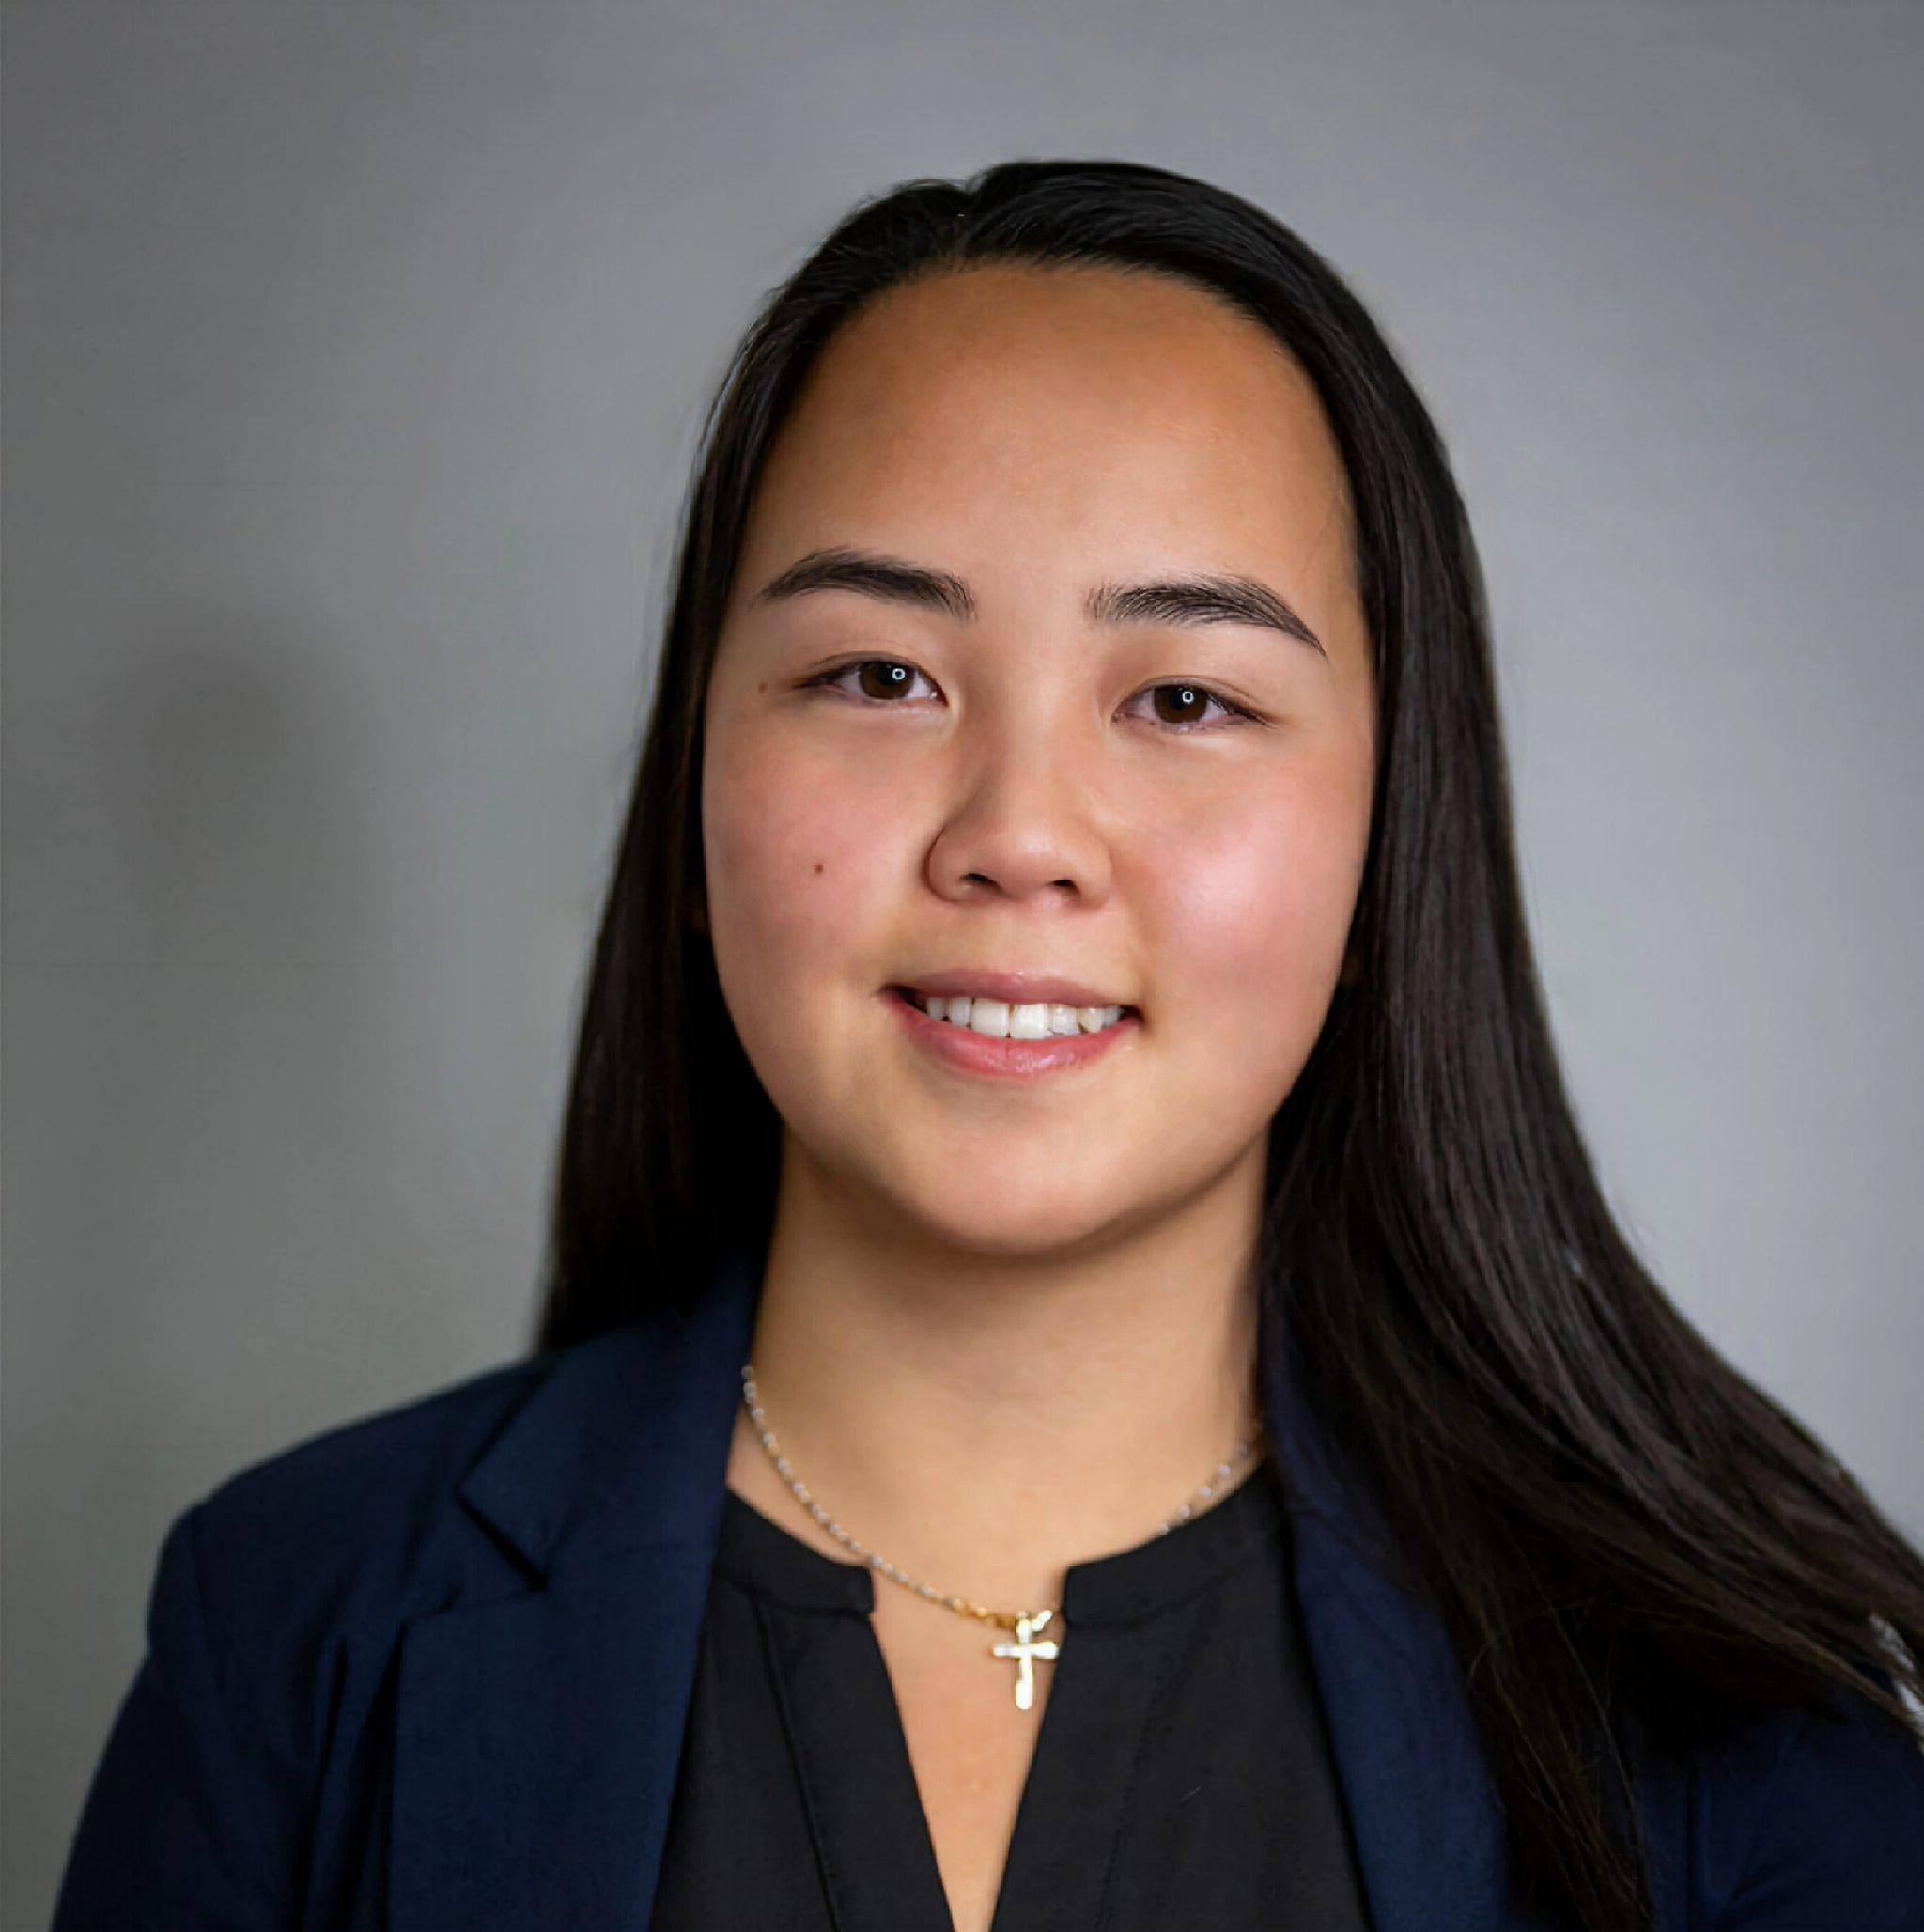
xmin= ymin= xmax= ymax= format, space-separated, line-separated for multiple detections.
xmin=714 ymin=1446 xmax=1288 ymax=1628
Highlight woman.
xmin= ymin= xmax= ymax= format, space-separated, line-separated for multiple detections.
xmin=54 ymin=159 xmax=1924 ymax=1932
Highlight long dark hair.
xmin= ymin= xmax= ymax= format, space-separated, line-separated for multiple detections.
xmin=531 ymin=159 xmax=1924 ymax=1931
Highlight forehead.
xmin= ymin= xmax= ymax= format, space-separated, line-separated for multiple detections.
xmin=739 ymin=262 xmax=1356 ymax=590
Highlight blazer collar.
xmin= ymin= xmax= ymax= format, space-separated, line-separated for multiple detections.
xmin=457 ymin=1246 xmax=760 ymax=1576
xmin=387 ymin=1249 xmax=759 ymax=1930
xmin=388 ymin=1242 xmax=1547 ymax=1932
xmin=1259 ymin=1308 xmax=1550 ymax=1932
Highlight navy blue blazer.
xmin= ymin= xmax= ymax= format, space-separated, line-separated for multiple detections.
xmin=54 ymin=1243 xmax=1924 ymax=1930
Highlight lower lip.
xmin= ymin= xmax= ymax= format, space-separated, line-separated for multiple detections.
xmin=884 ymin=989 xmax=1140 ymax=1080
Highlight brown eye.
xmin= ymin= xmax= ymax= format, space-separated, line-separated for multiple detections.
xmin=1150 ymin=683 xmax=1214 ymax=726
xmin=1132 ymin=680 xmax=1254 ymax=733
xmin=802 ymin=659 xmax=928 ymax=702
xmin=852 ymin=660 xmax=916 ymax=700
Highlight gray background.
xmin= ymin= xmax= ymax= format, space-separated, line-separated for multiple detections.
xmin=5 ymin=2 xmax=1919 ymax=1921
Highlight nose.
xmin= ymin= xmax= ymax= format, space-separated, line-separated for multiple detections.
xmin=923 ymin=725 xmax=1115 ymax=910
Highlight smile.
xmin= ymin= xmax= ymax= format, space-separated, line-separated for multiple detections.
xmin=897 ymin=989 xmax=1134 ymax=1037
xmin=884 ymin=988 xmax=1140 ymax=1081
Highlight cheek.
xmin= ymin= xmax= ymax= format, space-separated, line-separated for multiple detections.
xmin=1139 ymin=763 xmax=1368 ymax=1027
xmin=1124 ymin=771 xmax=1367 ymax=1154
xmin=702 ymin=717 xmax=896 ymax=973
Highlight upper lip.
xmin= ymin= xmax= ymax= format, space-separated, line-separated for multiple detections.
xmin=892 ymin=970 xmax=1136 ymax=1011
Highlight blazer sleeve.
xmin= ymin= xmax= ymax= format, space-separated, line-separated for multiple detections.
xmin=1714 ymin=1675 xmax=1924 ymax=1930
xmin=51 ymin=1502 xmax=294 ymax=1930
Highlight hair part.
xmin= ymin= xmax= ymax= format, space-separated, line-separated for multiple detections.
xmin=533 ymin=158 xmax=1924 ymax=1932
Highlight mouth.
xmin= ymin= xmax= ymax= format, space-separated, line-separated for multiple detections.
xmin=888 ymin=986 xmax=1139 ymax=1032
xmin=883 ymin=985 xmax=1141 ymax=1079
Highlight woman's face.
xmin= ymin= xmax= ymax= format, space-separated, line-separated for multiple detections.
xmin=699 ymin=262 xmax=1376 ymax=1260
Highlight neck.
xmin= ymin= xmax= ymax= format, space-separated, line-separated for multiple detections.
xmin=734 ymin=1145 xmax=1267 ymax=1614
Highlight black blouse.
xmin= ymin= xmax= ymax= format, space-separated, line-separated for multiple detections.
xmin=648 ymin=1451 xmax=1376 ymax=1931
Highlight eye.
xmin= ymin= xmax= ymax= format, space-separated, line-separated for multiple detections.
xmin=799 ymin=659 xmax=935 ymax=705
xmin=1125 ymin=680 xmax=1261 ymax=734
xmin=798 ymin=659 xmax=1262 ymax=734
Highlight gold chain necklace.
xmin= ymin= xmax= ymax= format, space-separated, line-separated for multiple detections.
xmin=739 ymin=1362 xmax=1265 ymax=1710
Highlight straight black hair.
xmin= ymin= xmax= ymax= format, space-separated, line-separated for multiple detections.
xmin=532 ymin=159 xmax=1924 ymax=1932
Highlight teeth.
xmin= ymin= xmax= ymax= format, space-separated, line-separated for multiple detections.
xmin=916 ymin=993 xmax=1126 ymax=1037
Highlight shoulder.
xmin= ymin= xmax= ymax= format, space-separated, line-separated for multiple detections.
xmin=155 ymin=1346 xmax=579 ymax=1768
xmin=1686 ymin=1659 xmax=1924 ymax=1929
xmin=162 ymin=1293 xmax=737 ymax=1716
xmin=56 ymin=1345 xmax=600 ymax=1927
xmin=57 ymin=1293 xmax=748 ymax=1927
xmin=191 ymin=1349 xmax=555 ymax=1602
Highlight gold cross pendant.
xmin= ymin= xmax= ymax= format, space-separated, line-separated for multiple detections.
xmin=990 ymin=1610 xmax=1062 ymax=1711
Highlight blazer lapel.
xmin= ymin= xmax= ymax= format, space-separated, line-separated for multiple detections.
xmin=1261 ymin=1310 xmax=1552 ymax=1932
xmin=386 ymin=1247 xmax=760 ymax=1932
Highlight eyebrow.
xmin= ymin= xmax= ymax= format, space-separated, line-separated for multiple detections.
xmin=750 ymin=545 xmax=1326 ymax=658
